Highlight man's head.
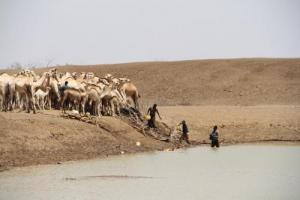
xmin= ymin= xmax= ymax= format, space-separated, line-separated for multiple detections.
xmin=65 ymin=81 xmax=68 ymax=86
xmin=153 ymin=104 xmax=157 ymax=108
xmin=182 ymin=120 xmax=186 ymax=124
xmin=213 ymin=125 xmax=218 ymax=131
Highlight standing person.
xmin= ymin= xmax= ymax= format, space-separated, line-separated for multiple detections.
xmin=179 ymin=120 xmax=190 ymax=144
xmin=59 ymin=81 xmax=69 ymax=94
xmin=210 ymin=125 xmax=220 ymax=148
xmin=147 ymin=104 xmax=162 ymax=128
xmin=59 ymin=81 xmax=69 ymax=107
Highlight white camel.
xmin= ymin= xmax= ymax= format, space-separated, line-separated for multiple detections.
xmin=14 ymin=72 xmax=37 ymax=113
xmin=34 ymin=87 xmax=51 ymax=110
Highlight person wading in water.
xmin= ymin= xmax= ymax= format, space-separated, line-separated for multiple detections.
xmin=147 ymin=104 xmax=162 ymax=128
xmin=179 ymin=120 xmax=190 ymax=144
xmin=209 ymin=125 xmax=220 ymax=148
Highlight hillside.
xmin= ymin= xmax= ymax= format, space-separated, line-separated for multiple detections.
xmin=28 ymin=58 xmax=300 ymax=106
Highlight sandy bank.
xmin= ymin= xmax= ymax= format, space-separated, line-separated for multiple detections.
xmin=1 ymin=105 xmax=299 ymax=171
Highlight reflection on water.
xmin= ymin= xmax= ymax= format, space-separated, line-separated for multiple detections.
xmin=0 ymin=145 xmax=300 ymax=200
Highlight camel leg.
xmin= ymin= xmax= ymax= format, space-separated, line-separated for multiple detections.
xmin=36 ymin=97 xmax=41 ymax=110
xmin=0 ymin=98 xmax=4 ymax=112
xmin=134 ymin=95 xmax=139 ymax=110
xmin=95 ymin=102 xmax=98 ymax=116
xmin=31 ymin=89 xmax=36 ymax=114
xmin=99 ymin=102 xmax=103 ymax=116
xmin=0 ymin=97 xmax=2 ymax=111
xmin=30 ymin=94 xmax=36 ymax=114
xmin=19 ymin=95 xmax=25 ymax=111
xmin=74 ymin=101 xmax=79 ymax=112
xmin=26 ymin=86 xmax=36 ymax=114
xmin=26 ymin=95 xmax=30 ymax=113
xmin=61 ymin=96 xmax=67 ymax=113
xmin=116 ymin=103 xmax=120 ymax=115
xmin=30 ymin=97 xmax=36 ymax=114
xmin=8 ymin=85 xmax=15 ymax=111
xmin=41 ymin=97 xmax=45 ymax=110
xmin=8 ymin=92 xmax=14 ymax=111
xmin=96 ymin=101 xmax=102 ymax=116
xmin=3 ymin=96 xmax=7 ymax=112
xmin=81 ymin=99 xmax=86 ymax=114
xmin=48 ymin=96 xmax=51 ymax=110
xmin=110 ymin=100 xmax=115 ymax=116
xmin=103 ymin=101 xmax=108 ymax=116
xmin=15 ymin=92 xmax=20 ymax=109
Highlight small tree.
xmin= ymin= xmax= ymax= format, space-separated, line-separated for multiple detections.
xmin=10 ymin=62 xmax=23 ymax=70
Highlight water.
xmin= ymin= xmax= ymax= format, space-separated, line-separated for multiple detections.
xmin=0 ymin=145 xmax=300 ymax=200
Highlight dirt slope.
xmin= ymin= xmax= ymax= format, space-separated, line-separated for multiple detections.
xmin=0 ymin=111 xmax=172 ymax=170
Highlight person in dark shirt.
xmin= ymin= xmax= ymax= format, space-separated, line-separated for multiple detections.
xmin=59 ymin=81 xmax=69 ymax=94
xmin=147 ymin=104 xmax=162 ymax=128
xmin=179 ymin=120 xmax=190 ymax=144
xmin=209 ymin=125 xmax=219 ymax=148
xmin=59 ymin=81 xmax=69 ymax=108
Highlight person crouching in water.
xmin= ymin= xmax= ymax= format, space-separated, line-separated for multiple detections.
xmin=210 ymin=125 xmax=220 ymax=148
xmin=179 ymin=120 xmax=191 ymax=144
xmin=147 ymin=104 xmax=162 ymax=128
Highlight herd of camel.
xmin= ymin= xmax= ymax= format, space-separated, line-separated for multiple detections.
xmin=0 ymin=68 xmax=140 ymax=116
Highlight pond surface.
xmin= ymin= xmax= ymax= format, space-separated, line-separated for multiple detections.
xmin=0 ymin=145 xmax=300 ymax=200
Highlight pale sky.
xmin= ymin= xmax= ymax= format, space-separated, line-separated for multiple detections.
xmin=0 ymin=0 xmax=299 ymax=68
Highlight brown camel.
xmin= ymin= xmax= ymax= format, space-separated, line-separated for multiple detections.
xmin=120 ymin=82 xmax=140 ymax=110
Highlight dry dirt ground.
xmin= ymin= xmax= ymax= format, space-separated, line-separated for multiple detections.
xmin=0 ymin=58 xmax=300 ymax=171
xmin=0 ymin=110 xmax=174 ymax=171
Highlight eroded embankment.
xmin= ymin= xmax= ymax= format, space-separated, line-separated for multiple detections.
xmin=0 ymin=110 xmax=174 ymax=172
xmin=1 ymin=105 xmax=300 ymax=172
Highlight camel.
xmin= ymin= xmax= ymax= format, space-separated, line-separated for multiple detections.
xmin=60 ymin=88 xmax=87 ymax=114
xmin=60 ymin=73 xmax=85 ymax=92
xmin=0 ymin=69 xmax=140 ymax=116
xmin=120 ymin=82 xmax=140 ymax=110
xmin=34 ymin=87 xmax=51 ymax=110
xmin=0 ymin=73 xmax=18 ymax=111
xmin=33 ymin=72 xmax=51 ymax=92
xmin=86 ymin=72 xmax=95 ymax=80
xmin=99 ymin=85 xmax=127 ymax=116
xmin=85 ymin=84 xmax=103 ymax=116
xmin=47 ymin=71 xmax=61 ymax=109
xmin=14 ymin=72 xmax=37 ymax=113
xmin=98 ymin=78 xmax=110 ymax=86
xmin=0 ymin=73 xmax=12 ymax=111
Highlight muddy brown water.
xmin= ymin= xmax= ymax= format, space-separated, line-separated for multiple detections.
xmin=0 ymin=145 xmax=300 ymax=200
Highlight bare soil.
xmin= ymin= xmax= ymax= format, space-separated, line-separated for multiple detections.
xmin=0 ymin=110 xmax=174 ymax=171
